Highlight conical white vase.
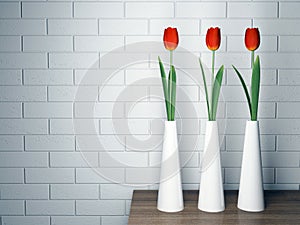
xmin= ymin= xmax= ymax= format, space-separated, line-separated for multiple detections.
xmin=238 ymin=121 xmax=265 ymax=212
xmin=157 ymin=121 xmax=184 ymax=213
xmin=198 ymin=121 xmax=225 ymax=212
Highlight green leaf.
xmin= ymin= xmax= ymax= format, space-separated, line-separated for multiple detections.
xmin=158 ymin=57 xmax=170 ymax=120
xmin=168 ymin=69 xmax=172 ymax=121
xmin=199 ymin=58 xmax=211 ymax=121
xmin=168 ymin=66 xmax=176 ymax=121
xmin=251 ymin=56 xmax=260 ymax=121
xmin=232 ymin=65 xmax=252 ymax=118
xmin=211 ymin=65 xmax=224 ymax=121
xmin=170 ymin=66 xmax=177 ymax=120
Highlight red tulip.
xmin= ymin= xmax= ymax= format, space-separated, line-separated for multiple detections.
xmin=245 ymin=28 xmax=260 ymax=51
xmin=206 ymin=27 xmax=221 ymax=51
xmin=163 ymin=27 xmax=179 ymax=51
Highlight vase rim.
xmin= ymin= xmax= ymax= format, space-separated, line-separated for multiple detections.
xmin=164 ymin=120 xmax=176 ymax=123
xmin=206 ymin=120 xmax=218 ymax=123
xmin=246 ymin=120 xmax=259 ymax=123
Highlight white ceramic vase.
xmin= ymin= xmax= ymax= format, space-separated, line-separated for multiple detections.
xmin=198 ymin=121 xmax=225 ymax=212
xmin=157 ymin=121 xmax=184 ymax=213
xmin=238 ymin=120 xmax=265 ymax=212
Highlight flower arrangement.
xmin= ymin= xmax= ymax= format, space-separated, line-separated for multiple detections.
xmin=156 ymin=25 xmax=264 ymax=213
xmin=199 ymin=27 xmax=224 ymax=121
xmin=232 ymin=28 xmax=261 ymax=121
xmin=158 ymin=27 xmax=179 ymax=121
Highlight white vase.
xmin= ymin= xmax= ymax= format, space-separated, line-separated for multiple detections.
xmin=198 ymin=121 xmax=225 ymax=212
xmin=238 ymin=120 xmax=265 ymax=212
xmin=157 ymin=121 xmax=184 ymax=213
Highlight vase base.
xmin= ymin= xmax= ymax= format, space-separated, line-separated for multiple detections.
xmin=198 ymin=206 xmax=225 ymax=213
xmin=157 ymin=206 xmax=184 ymax=213
xmin=237 ymin=205 xmax=264 ymax=212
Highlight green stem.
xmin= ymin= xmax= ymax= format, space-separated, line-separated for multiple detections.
xmin=250 ymin=50 xmax=254 ymax=119
xmin=169 ymin=50 xmax=173 ymax=121
xmin=212 ymin=50 xmax=215 ymax=86
xmin=170 ymin=50 xmax=173 ymax=68
xmin=251 ymin=51 xmax=254 ymax=68
xmin=211 ymin=50 xmax=215 ymax=119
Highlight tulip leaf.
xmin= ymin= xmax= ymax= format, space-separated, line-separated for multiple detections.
xmin=199 ymin=58 xmax=211 ymax=121
xmin=168 ymin=66 xmax=176 ymax=121
xmin=251 ymin=56 xmax=260 ymax=121
xmin=168 ymin=69 xmax=172 ymax=121
xmin=170 ymin=65 xmax=176 ymax=121
xmin=158 ymin=57 xmax=171 ymax=121
xmin=211 ymin=65 xmax=224 ymax=121
xmin=232 ymin=65 xmax=252 ymax=117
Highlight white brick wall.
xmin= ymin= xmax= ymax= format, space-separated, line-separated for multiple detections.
xmin=22 ymin=3 xmax=73 ymax=19
xmin=74 ymin=2 xmax=124 ymax=18
xmin=0 ymin=1 xmax=299 ymax=225
xmin=2 ymin=216 xmax=50 ymax=225
xmin=51 ymin=216 xmax=100 ymax=225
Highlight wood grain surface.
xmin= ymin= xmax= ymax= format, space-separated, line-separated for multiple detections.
xmin=128 ymin=190 xmax=300 ymax=225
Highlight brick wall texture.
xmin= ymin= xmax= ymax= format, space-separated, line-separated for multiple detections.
xmin=0 ymin=1 xmax=299 ymax=225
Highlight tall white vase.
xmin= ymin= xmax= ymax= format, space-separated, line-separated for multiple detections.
xmin=157 ymin=121 xmax=184 ymax=213
xmin=238 ymin=121 xmax=265 ymax=212
xmin=198 ymin=121 xmax=225 ymax=212
xmin=157 ymin=121 xmax=184 ymax=212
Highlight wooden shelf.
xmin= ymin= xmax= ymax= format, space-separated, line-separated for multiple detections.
xmin=128 ymin=190 xmax=300 ymax=225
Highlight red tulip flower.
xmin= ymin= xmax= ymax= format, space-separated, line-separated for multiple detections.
xmin=163 ymin=27 xmax=179 ymax=51
xmin=159 ymin=27 xmax=178 ymax=121
xmin=232 ymin=27 xmax=261 ymax=121
xmin=199 ymin=27 xmax=224 ymax=121
xmin=245 ymin=28 xmax=260 ymax=51
xmin=206 ymin=27 xmax=221 ymax=51
xmin=205 ymin=27 xmax=221 ymax=88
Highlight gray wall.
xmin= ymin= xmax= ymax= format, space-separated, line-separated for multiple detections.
xmin=0 ymin=1 xmax=300 ymax=225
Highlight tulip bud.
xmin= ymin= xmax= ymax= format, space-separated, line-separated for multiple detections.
xmin=245 ymin=28 xmax=260 ymax=51
xmin=206 ymin=27 xmax=221 ymax=51
xmin=163 ymin=27 xmax=179 ymax=51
